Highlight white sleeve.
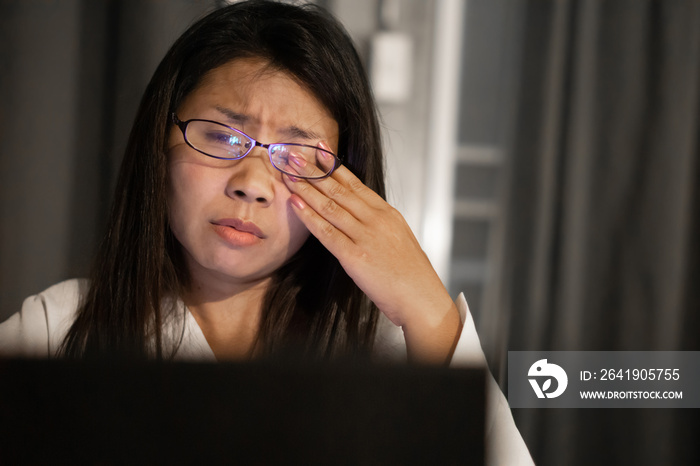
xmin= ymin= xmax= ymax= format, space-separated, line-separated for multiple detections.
xmin=451 ymin=293 xmax=534 ymax=466
xmin=0 ymin=279 xmax=85 ymax=358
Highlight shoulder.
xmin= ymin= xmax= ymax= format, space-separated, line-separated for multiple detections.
xmin=0 ymin=279 xmax=88 ymax=357
xmin=26 ymin=279 xmax=88 ymax=312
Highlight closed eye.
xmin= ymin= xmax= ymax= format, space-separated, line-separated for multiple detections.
xmin=204 ymin=130 xmax=245 ymax=147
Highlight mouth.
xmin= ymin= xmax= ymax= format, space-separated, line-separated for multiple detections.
xmin=211 ymin=218 xmax=266 ymax=239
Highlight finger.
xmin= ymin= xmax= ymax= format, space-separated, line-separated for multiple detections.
xmin=319 ymin=164 xmax=385 ymax=209
xmin=281 ymin=149 xmax=334 ymax=180
xmin=284 ymin=146 xmax=387 ymax=224
xmin=283 ymin=153 xmax=370 ymax=223
xmin=314 ymin=141 xmax=386 ymax=208
xmin=289 ymin=194 xmax=358 ymax=257
xmin=283 ymin=151 xmax=378 ymax=219
xmin=315 ymin=141 xmax=339 ymax=174
xmin=287 ymin=153 xmax=325 ymax=178
xmin=285 ymin=173 xmax=365 ymax=237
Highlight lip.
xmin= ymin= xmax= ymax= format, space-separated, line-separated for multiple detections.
xmin=212 ymin=218 xmax=266 ymax=238
xmin=211 ymin=218 xmax=266 ymax=246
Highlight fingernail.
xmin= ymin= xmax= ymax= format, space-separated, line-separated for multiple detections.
xmin=290 ymin=196 xmax=305 ymax=210
xmin=319 ymin=142 xmax=333 ymax=158
xmin=291 ymin=154 xmax=307 ymax=167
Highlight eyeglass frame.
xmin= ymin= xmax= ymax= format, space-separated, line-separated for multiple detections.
xmin=170 ymin=113 xmax=341 ymax=180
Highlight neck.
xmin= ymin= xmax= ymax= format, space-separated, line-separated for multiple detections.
xmin=184 ymin=274 xmax=271 ymax=361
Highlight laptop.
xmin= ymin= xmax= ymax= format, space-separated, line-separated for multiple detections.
xmin=0 ymin=359 xmax=485 ymax=464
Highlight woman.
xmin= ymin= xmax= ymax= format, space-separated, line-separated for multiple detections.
xmin=0 ymin=1 xmax=533 ymax=463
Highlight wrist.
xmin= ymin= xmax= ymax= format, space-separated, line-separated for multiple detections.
xmin=401 ymin=297 xmax=463 ymax=365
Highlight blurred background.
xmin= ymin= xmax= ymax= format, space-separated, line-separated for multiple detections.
xmin=0 ymin=0 xmax=698 ymax=464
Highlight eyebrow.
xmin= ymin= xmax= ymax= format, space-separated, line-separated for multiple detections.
xmin=215 ymin=106 xmax=250 ymax=125
xmin=281 ymin=125 xmax=320 ymax=141
xmin=214 ymin=105 xmax=322 ymax=141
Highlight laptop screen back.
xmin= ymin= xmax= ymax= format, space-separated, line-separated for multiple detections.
xmin=0 ymin=359 xmax=485 ymax=464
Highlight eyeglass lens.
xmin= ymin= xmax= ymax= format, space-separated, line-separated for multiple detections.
xmin=184 ymin=120 xmax=337 ymax=178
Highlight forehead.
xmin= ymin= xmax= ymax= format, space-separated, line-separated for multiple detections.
xmin=179 ymin=57 xmax=337 ymax=139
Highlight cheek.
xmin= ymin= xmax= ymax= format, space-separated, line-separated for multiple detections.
xmin=167 ymin=158 xmax=214 ymax=234
xmin=166 ymin=173 xmax=192 ymax=245
xmin=168 ymin=165 xmax=194 ymax=219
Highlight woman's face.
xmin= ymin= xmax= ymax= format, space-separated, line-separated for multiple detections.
xmin=167 ymin=57 xmax=338 ymax=290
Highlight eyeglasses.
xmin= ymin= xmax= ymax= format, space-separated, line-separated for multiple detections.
xmin=171 ymin=114 xmax=340 ymax=180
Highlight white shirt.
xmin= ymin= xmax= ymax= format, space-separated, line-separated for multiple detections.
xmin=0 ymin=279 xmax=534 ymax=465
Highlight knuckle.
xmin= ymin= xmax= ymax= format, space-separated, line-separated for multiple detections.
xmin=326 ymin=182 xmax=346 ymax=199
xmin=291 ymin=180 xmax=309 ymax=193
xmin=322 ymin=198 xmax=338 ymax=215
xmin=356 ymin=250 xmax=370 ymax=262
xmin=348 ymin=177 xmax=365 ymax=193
xmin=319 ymin=221 xmax=336 ymax=238
xmin=380 ymin=204 xmax=399 ymax=220
xmin=377 ymin=204 xmax=395 ymax=218
xmin=372 ymin=205 xmax=405 ymax=230
xmin=388 ymin=206 xmax=404 ymax=221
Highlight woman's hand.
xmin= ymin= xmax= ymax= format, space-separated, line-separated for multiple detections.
xmin=283 ymin=146 xmax=462 ymax=364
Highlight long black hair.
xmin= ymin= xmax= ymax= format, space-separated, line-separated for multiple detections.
xmin=60 ymin=0 xmax=385 ymax=359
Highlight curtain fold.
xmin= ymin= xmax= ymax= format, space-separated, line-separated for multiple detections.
xmin=494 ymin=0 xmax=700 ymax=464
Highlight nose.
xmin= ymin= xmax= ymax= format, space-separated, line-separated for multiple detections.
xmin=225 ymin=148 xmax=276 ymax=205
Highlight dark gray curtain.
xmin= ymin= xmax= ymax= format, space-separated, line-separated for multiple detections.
xmin=0 ymin=0 xmax=214 ymax=321
xmin=492 ymin=1 xmax=700 ymax=464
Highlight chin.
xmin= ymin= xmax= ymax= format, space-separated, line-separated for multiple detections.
xmin=211 ymin=259 xmax=283 ymax=284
